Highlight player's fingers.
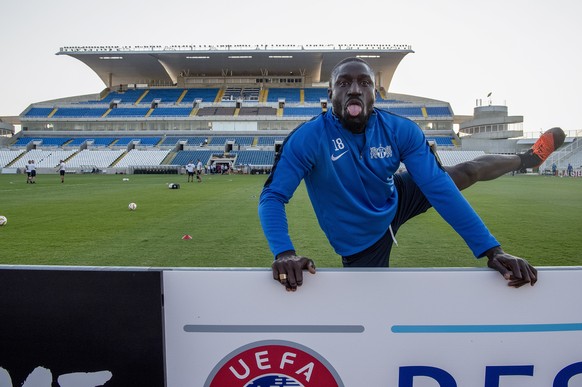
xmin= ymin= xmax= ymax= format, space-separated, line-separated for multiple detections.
xmin=285 ymin=269 xmax=298 ymax=292
xmin=292 ymin=263 xmax=304 ymax=287
xmin=487 ymin=259 xmax=511 ymax=280
xmin=271 ymin=262 xmax=282 ymax=282
xmin=306 ymin=259 xmax=317 ymax=274
xmin=510 ymin=263 xmax=537 ymax=287
xmin=509 ymin=260 xmax=524 ymax=282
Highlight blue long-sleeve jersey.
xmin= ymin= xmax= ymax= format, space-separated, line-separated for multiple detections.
xmin=259 ymin=108 xmax=499 ymax=259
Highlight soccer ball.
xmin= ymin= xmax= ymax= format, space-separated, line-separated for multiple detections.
xmin=128 ymin=203 xmax=137 ymax=211
xmin=0 ymin=215 xmax=6 ymax=226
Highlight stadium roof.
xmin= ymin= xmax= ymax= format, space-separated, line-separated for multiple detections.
xmin=58 ymin=44 xmax=413 ymax=90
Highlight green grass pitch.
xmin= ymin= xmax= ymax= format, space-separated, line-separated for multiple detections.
xmin=0 ymin=173 xmax=580 ymax=268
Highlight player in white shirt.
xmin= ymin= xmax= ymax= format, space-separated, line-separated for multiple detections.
xmin=185 ymin=161 xmax=195 ymax=182
xmin=57 ymin=160 xmax=66 ymax=183
xmin=26 ymin=160 xmax=37 ymax=184
xmin=196 ymin=159 xmax=203 ymax=182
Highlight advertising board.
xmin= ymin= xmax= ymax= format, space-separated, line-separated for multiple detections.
xmin=163 ymin=268 xmax=582 ymax=386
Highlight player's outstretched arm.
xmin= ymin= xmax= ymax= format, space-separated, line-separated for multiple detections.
xmin=485 ymin=246 xmax=538 ymax=288
xmin=271 ymin=251 xmax=316 ymax=292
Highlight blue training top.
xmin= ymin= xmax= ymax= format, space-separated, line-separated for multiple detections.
xmin=258 ymin=108 xmax=499 ymax=259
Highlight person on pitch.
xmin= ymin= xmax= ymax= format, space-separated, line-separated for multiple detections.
xmin=259 ymin=57 xmax=565 ymax=292
xmin=57 ymin=159 xmax=66 ymax=183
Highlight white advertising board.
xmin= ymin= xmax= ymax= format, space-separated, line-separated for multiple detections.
xmin=163 ymin=267 xmax=582 ymax=386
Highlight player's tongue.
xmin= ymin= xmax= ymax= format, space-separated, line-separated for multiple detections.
xmin=347 ymin=104 xmax=362 ymax=117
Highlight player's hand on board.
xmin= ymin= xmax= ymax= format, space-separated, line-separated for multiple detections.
xmin=485 ymin=246 xmax=538 ymax=288
xmin=272 ymin=251 xmax=316 ymax=292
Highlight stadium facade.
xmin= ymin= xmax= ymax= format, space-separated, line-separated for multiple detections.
xmin=2 ymin=44 xmax=580 ymax=174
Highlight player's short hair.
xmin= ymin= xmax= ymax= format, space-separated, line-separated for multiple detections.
xmin=329 ymin=57 xmax=374 ymax=86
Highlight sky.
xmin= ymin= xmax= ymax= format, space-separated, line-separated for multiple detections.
xmin=1 ymin=0 xmax=581 ymax=134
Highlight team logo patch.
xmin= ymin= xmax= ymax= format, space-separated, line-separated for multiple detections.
xmin=370 ymin=144 xmax=392 ymax=159
xmin=205 ymin=340 xmax=344 ymax=386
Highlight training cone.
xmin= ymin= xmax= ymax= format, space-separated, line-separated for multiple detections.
xmin=182 ymin=234 xmax=192 ymax=240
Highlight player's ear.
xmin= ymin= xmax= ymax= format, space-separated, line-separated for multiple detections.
xmin=327 ymin=87 xmax=332 ymax=100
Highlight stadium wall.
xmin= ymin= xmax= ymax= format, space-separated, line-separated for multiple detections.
xmin=2 ymin=266 xmax=582 ymax=386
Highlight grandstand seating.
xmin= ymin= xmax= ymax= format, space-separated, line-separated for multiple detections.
xmin=425 ymin=106 xmax=452 ymax=116
xmin=113 ymin=137 xmax=161 ymax=147
xmin=283 ymin=107 xmax=323 ymax=117
xmin=0 ymin=150 xmax=25 ymax=167
xmin=170 ymin=150 xmax=212 ymax=166
xmin=149 ymin=107 xmax=193 ymax=117
xmin=13 ymin=137 xmax=71 ymax=147
xmin=100 ymin=89 xmax=146 ymax=104
xmin=65 ymin=137 xmax=116 ymax=147
xmin=222 ymin=87 xmax=260 ymax=101
xmin=114 ymin=149 xmax=171 ymax=168
xmin=209 ymin=136 xmax=254 ymax=146
xmin=437 ymin=150 xmax=486 ymax=166
xmin=106 ymin=107 xmax=150 ymax=117
xmin=13 ymin=138 xmax=38 ymax=147
xmin=385 ymin=106 xmax=424 ymax=117
xmin=66 ymin=149 xmax=125 ymax=168
xmin=180 ymin=88 xmax=220 ymax=104
xmin=197 ymin=107 xmax=236 ymax=116
xmin=24 ymin=107 xmax=55 ymax=118
xmin=266 ymin=88 xmax=301 ymax=103
xmin=138 ymin=89 xmax=186 ymax=104
xmin=52 ymin=108 xmax=108 ymax=118
xmin=234 ymin=150 xmax=275 ymax=166
xmin=427 ymin=136 xmax=454 ymax=147
xmin=303 ymin=88 xmax=328 ymax=102
xmin=10 ymin=149 xmax=77 ymax=168
xmin=160 ymin=136 xmax=208 ymax=147
xmin=257 ymin=136 xmax=286 ymax=146
xmin=238 ymin=107 xmax=277 ymax=116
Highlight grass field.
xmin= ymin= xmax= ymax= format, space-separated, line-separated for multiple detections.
xmin=0 ymin=172 xmax=580 ymax=269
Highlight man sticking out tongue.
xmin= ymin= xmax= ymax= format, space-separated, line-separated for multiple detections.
xmin=259 ymin=56 xmax=557 ymax=293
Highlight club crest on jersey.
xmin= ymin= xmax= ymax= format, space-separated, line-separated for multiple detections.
xmin=370 ymin=144 xmax=392 ymax=159
xmin=205 ymin=340 xmax=344 ymax=386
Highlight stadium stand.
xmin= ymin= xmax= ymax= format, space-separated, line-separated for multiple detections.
xmin=137 ymin=89 xmax=187 ymax=104
xmin=10 ymin=149 xmax=77 ymax=168
xmin=303 ymin=88 xmax=328 ymax=103
xmin=266 ymin=88 xmax=302 ymax=103
xmin=180 ymin=88 xmax=220 ymax=103
xmin=66 ymin=149 xmax=125 ymax=168
xmin=0 ymin=150 xmax=25 ymax=167
xmin=24 ymin=107 xmax=55 ymax=118
xmin=114 ymin=137 xmax=161 ymax=147
xmin=52 ymin=107 xmax=108 ymax=118
xmin=99 ymin=89 xmax=146 ymax=104
xmin=13 ymin=44 xmax=578 ymax=177
xmin=160 ymin=136 xmax=208 ymax=147
xmin=170 ymin=150 xmax=213 ymax=166
xmin=209 ymin=136 xmax=254 ymax=146
xmin=149 ymin=107 xmax=193 ymax=117
xmin=106 ymin=107 xmax=150 ymax=117
xmin=257 ymin=136 xmax=286 ymax=146
xmin=283 ymin=107 xmax=324 ymax=117
xmin=234 ymin=150 xmax=275 ymax=167
xmin=113 ymin=149 xmax=171 ymax=168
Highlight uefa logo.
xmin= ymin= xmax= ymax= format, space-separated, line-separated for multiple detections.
xmin=205 ymin=340 xmax=344 ymax=386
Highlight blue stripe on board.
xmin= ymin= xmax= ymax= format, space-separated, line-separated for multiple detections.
xmin=391 ymin=323 xmax=582 ymax=333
